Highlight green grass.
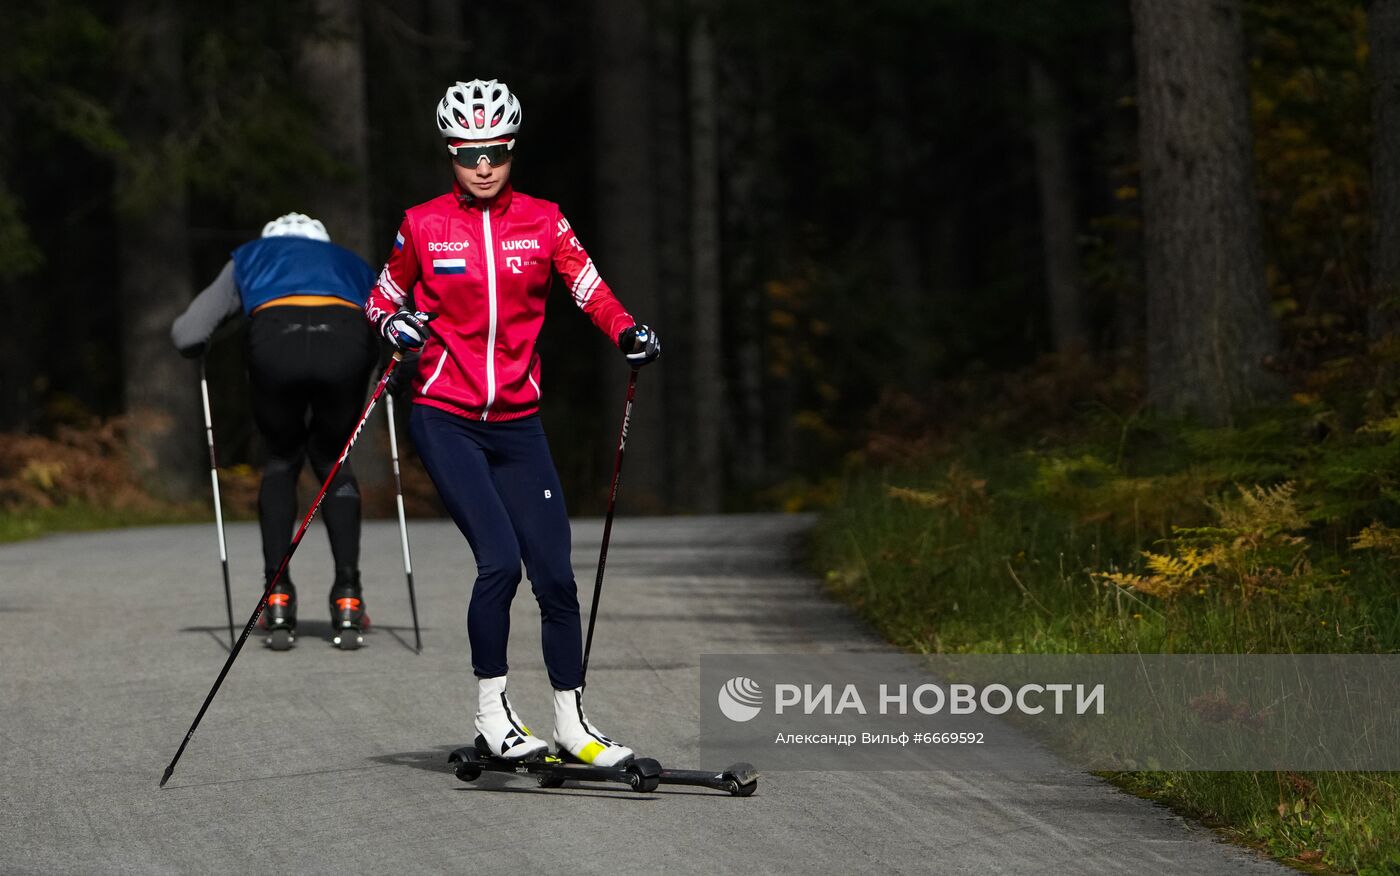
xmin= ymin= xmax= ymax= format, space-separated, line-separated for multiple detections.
xmin=813 ymin=430 xmax=1400 ymax=874
xmin=1112 ymin=771 xmax=1400 ymax=874
xmin=0 ymin=502 xmax=204 ymax=544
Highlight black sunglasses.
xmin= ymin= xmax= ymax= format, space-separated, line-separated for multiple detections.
xmin=449 ymin=139 xmax=515 ymax=168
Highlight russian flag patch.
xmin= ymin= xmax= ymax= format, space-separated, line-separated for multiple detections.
xmin=433 ymin=258 xmax=467 ymax=275
xmin=394 ymin=232 xmax=404 ymax=250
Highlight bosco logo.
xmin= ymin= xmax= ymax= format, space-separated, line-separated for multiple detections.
xmin=717 ymin=677 xmax=764 ymax=723
xmin=427 ymin=240 xmax=470 ymax=252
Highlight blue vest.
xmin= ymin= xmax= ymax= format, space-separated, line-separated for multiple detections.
xmin=231 ymin=237 xmax=376 ymax=315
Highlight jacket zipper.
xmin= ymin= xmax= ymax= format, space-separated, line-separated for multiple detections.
xmin=481 ymin=207 xmax=498 ymax=420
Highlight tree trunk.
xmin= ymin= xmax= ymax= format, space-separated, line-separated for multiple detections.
xmin=413 ymin=0 xmax=467 ymax=205
xmin=687 ymin=4 xmax=724 ymax=512
xmin=1028 ymin=56 xmax=1087 ymax=354
xmin=723 ymin=29 xmax=774 ymax=491
xmin=1131 ymin=0 xmax=1280 ymax=423
xmin=873 ymin=57 xmax=931 ymax=378
xmin=1371 ymin=0 xmax=1400 ymax=338
xmin=1101 ymin=39 xmax=1144 ymax=351
xmin=653 ymin=0 xmax=694 ymax=504
xmin=298 ymin=0 xmax=390 ymax=503
xmin=0 ymin=275 xmax=35 ymax=433
xmin=591 ymin=0 xmax=668 ymax=512
xmin=116 ymin=1 xmax=202 ymax=501
xmin=299 ymin=0 xmax=373 ymax=259
xmin=0 ymin=135 xmax=38 ymax=432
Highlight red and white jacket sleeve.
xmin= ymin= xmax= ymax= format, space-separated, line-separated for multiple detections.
xmin=552 ymin=210 xmax=635 ymax=345
xmin=365 ymin=217 xmax=420 ymax=329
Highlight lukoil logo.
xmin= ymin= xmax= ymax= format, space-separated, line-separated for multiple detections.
xmin=427 ymin=240 xmax=470 ymax=252
xmin=718 ymin=677 xmax=764 ymax=722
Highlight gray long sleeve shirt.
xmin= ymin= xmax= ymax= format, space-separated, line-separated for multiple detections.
xmin=170 ymin=260 xmax=243 ymax=358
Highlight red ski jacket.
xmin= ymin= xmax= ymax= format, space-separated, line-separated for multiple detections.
xmin=365 ymin=182 xmax=635 ymax=421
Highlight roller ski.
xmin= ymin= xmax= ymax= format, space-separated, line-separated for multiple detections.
xmin=329 ymin=568 xmax=368 ymax=650
xmin=261 ymin=576 xmax=296 ymax=651
xmin=449 ymin=738 xmax=661 ymax=793
xmin=657 ymin=762 xmax=759 ymax=797
xmin=450 ymin=678 xmax=660 ymax=792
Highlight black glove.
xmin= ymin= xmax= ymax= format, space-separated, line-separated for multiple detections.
xmin=382 ymin=310 xmax=434 ymax=352
xmin=617 ymin=324 xmax=661 ymax=367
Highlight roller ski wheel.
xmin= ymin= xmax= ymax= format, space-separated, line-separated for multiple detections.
xmin=454 ymin=761 xmax=483 ymax=782
xmin=261 ymin=578 xmax=297 ymax=650
xmin=329 ymin=571 xmax=367 ymax=651
xmin=721 ymin=762 xmax=759 ymax=797
xmin=332 ymin=629 xmax=363 ymax=650
xmin=265 ymin=628 xmax=295 ymax=651
xmin=626 ymin=758 xmax=662 ymax=793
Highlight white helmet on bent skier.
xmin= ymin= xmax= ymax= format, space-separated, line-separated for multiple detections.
xmin=437 ymin=79 xmax=522 ymax=141
xmin=261 ymin=212 xmax=330 ymax=242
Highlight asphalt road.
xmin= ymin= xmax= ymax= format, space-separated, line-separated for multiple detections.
xmin=0 ymin=514 xmax=1286 ymax=875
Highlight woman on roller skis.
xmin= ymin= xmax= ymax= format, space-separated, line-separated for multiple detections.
xmin=365 ymin=78 xmax=661 ymax=765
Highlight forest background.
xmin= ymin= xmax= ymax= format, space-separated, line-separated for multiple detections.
xmin=4 ymin=1 xmax=1400 ymax=872
xmin=0 ymin=0 xmax=1151 ymax=516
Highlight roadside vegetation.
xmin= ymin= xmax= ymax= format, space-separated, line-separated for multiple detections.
xmin=814 ymin=355 xmax=1400 ymax=874
xmin=0 ymin=414 xmax=442 ymax=544
xmin=0 ymin=418 xmax=255 ymax=544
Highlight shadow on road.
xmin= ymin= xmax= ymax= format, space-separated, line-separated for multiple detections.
xmin=451 ymin=784 xmax=658 ymax=802
xmin=161 ymin=763 xmax=378 ymax=792
xmin=180 ymin=625 xmax=234 ymax=653
xmin=178 ymin=620 xmax=428 ymax=654
xmin=370 ymin=748 xmax=661 ymax=801
xmin=367 ymin=747 xmax=461 ymax=775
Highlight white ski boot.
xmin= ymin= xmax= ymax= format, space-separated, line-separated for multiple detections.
xmin=552 ymin=687 xmax=635 ymax=767
xmin=475 ymin=676 xmax=549 ymax=760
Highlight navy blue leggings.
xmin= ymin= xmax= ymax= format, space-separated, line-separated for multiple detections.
xmin=410 ymin=406 xmax=582 ymax=690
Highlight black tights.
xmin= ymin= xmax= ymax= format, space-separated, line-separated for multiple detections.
xmin=246 ymin=305 xmax=377 ymax=579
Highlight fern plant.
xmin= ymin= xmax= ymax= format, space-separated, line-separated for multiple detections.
xmin=1097 ymin=482 xmax=1313 ymax=602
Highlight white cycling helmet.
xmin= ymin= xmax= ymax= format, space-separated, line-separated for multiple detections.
xmin=437 ymin=79 xmax=522 ymax=141
xmin=261 ymin=212 xmax=330 ymax=242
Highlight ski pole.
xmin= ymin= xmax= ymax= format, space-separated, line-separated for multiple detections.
xmin=581 ymin=366 xmax=639 ymax=686
xmin=160 ymin=352 xmax=404 ymax=788
xmin=385 ymin=391 xmax=422 ymax=653
xmin=200 ymin=359 xmax=236 ymax=649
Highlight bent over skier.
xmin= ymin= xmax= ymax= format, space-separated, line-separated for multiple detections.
xmin=364 ymin=79 xmax=661 ymax=765
xmin=172 ymin=213 xmax=378 ymax=646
